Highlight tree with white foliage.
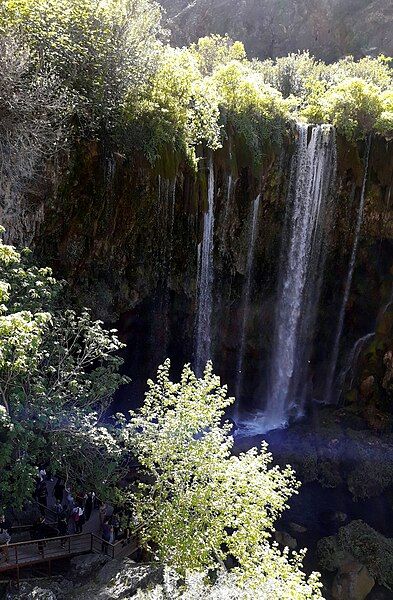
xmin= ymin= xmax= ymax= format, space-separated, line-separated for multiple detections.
xmin=122 ymin=361 xmax=323 ymax=598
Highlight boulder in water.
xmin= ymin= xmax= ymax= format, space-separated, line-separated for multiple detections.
xmin=274 ymin=530 xmax=297 ymax=549
xmin=332 ymin=559 xmax=375 ymax=600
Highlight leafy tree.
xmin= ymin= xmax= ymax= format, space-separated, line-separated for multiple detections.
xmin=0 ymin=0 xmax=164 ymax=130
xmin=0 ymin=35 xmax=68 ymax=211
xmin=0 ymin=231 xmax=126 ymax=508
xmin=189 ymin=34 xmax=246 ymax=76
xmin=302 ymin=77 xmax=386 ymax=140
xmin=212 ymin=61 xmax=290 ymax=165
xmin=122 ymin=361 xmax=322 ymax=598
xmin=124 ymin=46 xmax=221 ymax=164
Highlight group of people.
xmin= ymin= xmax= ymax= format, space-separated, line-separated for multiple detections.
xmin=0 ymin=467 xmax=133 ymax=562
xmin=33 ymin=471 xmax=100 ymax=541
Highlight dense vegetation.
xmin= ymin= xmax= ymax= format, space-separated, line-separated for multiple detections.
xmin=0 ymin=230 xmax=126 ymax=507
xmin=0 ymin=0 xmax=392 ymax=181
xmin=0 ymin=1 xmax=392 ymax=597
xmin=0 ymin=233 xmax=322 ymax=597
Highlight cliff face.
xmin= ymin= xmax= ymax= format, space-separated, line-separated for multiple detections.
xmin=2 ymin=129 xmax=392 ymax=420
xmin=160 ymin=0 xmax=393 ymax=61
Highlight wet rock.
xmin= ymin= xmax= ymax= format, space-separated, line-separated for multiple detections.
xmin=360 ymin=376 xmax=375 ymax=400
xmin=317 ymin=535 xmax=354 ymax=572
xmin=332 ymin=512 xmax=348 ymax=525
xmin=332 ymin=560 xmax=375 ymax=600
xmin=317 ymin=460 xmax=343 ymax=488
xmin=289 ymin=521 xmax=307 ymax=534
xmin=70 ymin=553 xmax=110 ymax=580
xmin=382 ymin=351 xmax=393 ymax=392
xmin=318 ymin=520 xmax=393 ymax=591
xmin=274 ymin=530 xmax=297 ymax=549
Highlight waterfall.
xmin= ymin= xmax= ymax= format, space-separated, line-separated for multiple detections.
xmin=264 ymin=124 xmax=337 ymax=431
xmin=338 ymin=332 xmax=375 ymax=393
xmin=324 ymin=137 xmax=372 ymax=403
xmin=151 ymin=176 xmax=177 ymax=365
xmin=195 ymin=155 xmax=215 ymax=376
xmin=235 ymin=194 xmax=261 ymax=402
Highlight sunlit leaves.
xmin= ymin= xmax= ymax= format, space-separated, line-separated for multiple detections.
xmin=122 ymin=360 xmax=321 ymax=599
xmin=0 ymin=232 xmax=127 ymax=507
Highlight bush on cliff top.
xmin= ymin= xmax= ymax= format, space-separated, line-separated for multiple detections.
xmin=0 ymin=1 xmax=392 ymax=174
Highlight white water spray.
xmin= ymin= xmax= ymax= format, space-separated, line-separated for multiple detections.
xmin=264 ymin=124 xmax=337 ymax=431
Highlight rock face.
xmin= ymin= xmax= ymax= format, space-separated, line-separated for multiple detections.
xmin=6 ymin=561 xmax=163 ymax=600
xmin=332 ymin=560 xmax=375 ymax=600
xmin=159 ymin=0 xmax=393 ymax=61
xmin=318 ymin=520 xmax=393 ymax=592
xmin=1 ymin=131 xmax=392 ymax=419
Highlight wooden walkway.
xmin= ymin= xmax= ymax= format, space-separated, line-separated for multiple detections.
xmin=0 ymin=526 xmax=144 ymax=582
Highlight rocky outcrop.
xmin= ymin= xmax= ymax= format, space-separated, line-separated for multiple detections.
xmin=7 ymin=560 xmax=163 ymax=600
xmin=318 ymin=520 xmax=393 ymax=593
xmin=159 ymin=0 xmax=393 ymax=62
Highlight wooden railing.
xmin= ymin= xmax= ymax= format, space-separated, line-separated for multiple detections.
xmin=0 ymin=525 xmax=145 ymax=575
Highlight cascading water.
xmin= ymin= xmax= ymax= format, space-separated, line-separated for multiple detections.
xmin=195 ymin=155 xmax=215 ymax=376
xmin=151 ymin=176 xmax=177 ymax=364
xmin=324 ymin=137 xmax=372 ymax=403
xmin=261 ymin=124 xmax=337 ymax=431
xmin=235 ymin=194 xmax=261 ymax=403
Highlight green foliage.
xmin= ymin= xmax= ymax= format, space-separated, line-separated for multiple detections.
xmin=123 ymin=46 xmax=221 ymax=164
xmin=190 ymin=34 xmax=247 ymax=76
xmin=0 ymin=232 xmax=126 ymax=507
xmin=302 ymin=78 xmax=383 ymax=139
xmin=122 ymin=361 xmax=322 ymax=598
xmin=213 ymin=61 xmax=290 ymax=165
xmin=0 ymin=0 xmax=392 ymax=173
xmin=0 ymin=0 xmax=164 ymax=130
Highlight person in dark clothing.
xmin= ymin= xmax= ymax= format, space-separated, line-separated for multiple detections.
xmin=31 ymin=516 xmax=47 ymax=556
xmin=84 ymin=492 xmax=94 ymax=522
xmin=36 ymin=481 xmax=48 ymax=515
xmin=57 ymin=515 xmax=68 ymax=549
xmin=54 ymin=478 xmax=65 ymax=503
xmin=0 ymin=515 xmax=11 ymax=563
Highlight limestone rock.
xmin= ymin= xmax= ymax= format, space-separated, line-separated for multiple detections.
xmin=332 ymin=560 xmax=375 ymax=600
xmin=70 ymin=553 xmax=110 ymax=580
xmin=72 ymin=561 xmax=163 ymax=599
xmin=274 ymin=530 xmax=297 ymax=549
xmin=289 ymin=522 xmax=307 ymax=534
xmin=360 ymin=376 xmax=375 ymax=400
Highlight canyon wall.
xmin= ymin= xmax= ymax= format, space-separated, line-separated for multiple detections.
xmin=2 ymin=128 xmax=392 ymax=422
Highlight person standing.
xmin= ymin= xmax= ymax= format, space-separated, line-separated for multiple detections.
xmin=0 ymin=515 xmax=11 ymax=563
xmin=36 ymin=481 xmax=48 ymax=515
xmin=54 ymin=478 xmax=65 ymax=504
xmin=84 ymin=493 xmax=94 ymax=522
xmin=101 ymin=519 xmax=113 ymax=555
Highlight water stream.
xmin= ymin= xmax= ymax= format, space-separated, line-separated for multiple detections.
xmin=237 ymin=124 xmax=337 ymax=435
xmin=324 ymin=137 xmax=372 ymax=403
xmin=195 ymin=155 xmax=215 ymax=376
xmin=235 ymin=194 xmax=261 ymax=403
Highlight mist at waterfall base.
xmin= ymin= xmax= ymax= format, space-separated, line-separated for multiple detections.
xmin=235 ymin=124 xmax=338 ymax=437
